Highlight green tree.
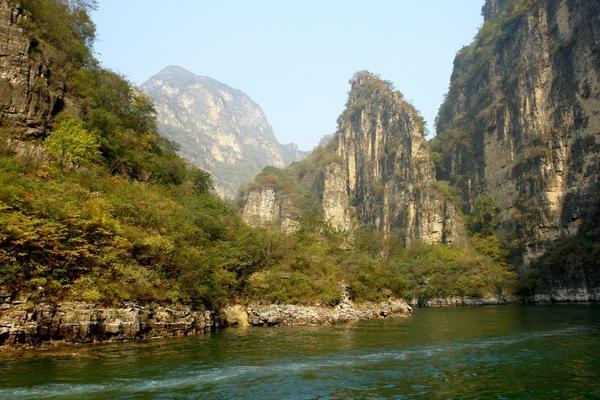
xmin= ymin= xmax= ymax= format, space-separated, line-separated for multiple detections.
xmin=468 ymin=196 xmax=499 ymax=235
xmin=45 ymin=118 xmax=100 ymax=172
xmin=189 ymin=168 xmax=213 ymax=194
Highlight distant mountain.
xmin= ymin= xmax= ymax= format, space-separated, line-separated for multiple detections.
xmin=141 ymin=66 xmax=307 ymax=198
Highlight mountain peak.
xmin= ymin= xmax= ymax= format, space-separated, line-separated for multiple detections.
xmin=157 ymin=65 xmax=196 ymax=77
xmin=345 ymin=71 xmax=404 ymax=107
xmin=141 ymin=68 xmax=307 ymax=198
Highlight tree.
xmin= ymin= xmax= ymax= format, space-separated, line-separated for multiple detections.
xmin=468 ymin=195 xmax=500 ymax=236
xmin=190 ymin=168 xmax=213 ymax=193
xmin=45 ymin=118 xmax=100 ymax=172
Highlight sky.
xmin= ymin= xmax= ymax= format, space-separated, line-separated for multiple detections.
xmin=92 ymin=1 xmax=484 ymax=151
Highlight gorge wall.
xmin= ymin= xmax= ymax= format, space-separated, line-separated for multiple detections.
xmin=0 ymin=0 xmax=65 ymax=138
xmin=240 ymin=71 xmax=465 ymax=245
xmin=142 ymin=66 xmax=307 ymax=198
xmin=433 ymin=0 xmax=600 ymax=296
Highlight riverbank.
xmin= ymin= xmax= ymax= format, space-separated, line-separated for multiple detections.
xmin=2 ymin=304 xmax=599 ymax=399
xmin=242 ymin=298 xmax=412 ymax=327
xmin=0 ymin=296 xmax=413 ymax=350
xmin=409 ymin=295 xmax=512 ymax=307
xmin=2 ymin=287 xmax=599 ymax=350
xmin=0 ymin=300 xmax=213 ymax=350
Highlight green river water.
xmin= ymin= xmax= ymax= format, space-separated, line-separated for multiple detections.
xmin=1 ymin=304 xmax=599 ymax=399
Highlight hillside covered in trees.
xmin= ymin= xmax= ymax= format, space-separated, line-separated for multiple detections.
xmin=0 ymin=0 xmax=516 ymax=311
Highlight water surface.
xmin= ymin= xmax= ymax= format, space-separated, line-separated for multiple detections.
xmin=1 ymin=304 xmax=599 ymax=399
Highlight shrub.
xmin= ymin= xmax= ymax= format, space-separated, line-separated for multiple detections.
xmin=45 ymin=118 xmax=100 ymax=172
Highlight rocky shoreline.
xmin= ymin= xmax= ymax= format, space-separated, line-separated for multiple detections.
xmin=409 ymin=295 xmax=512 ymax=307
xmin=243 ymin=298 xmax=412 ymax=327
xmin=2 ymin=289 xmax=599 ymax=350
xmin=0 ymin=300 xmax=213 ymax=350
xmin=0 ymin=297 xmax=413 ymax=350
xmin=525 ymin=286 xmax=600 ymax=303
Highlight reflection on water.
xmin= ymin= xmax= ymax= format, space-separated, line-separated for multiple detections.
xmin=1 ymin=304 xmax=599 ymax=399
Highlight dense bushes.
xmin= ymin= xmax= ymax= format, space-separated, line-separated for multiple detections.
xmin=0 ymin=142 xmax=517 ymax=308
xmin=18 ymin=0 xmax=96 ymax=65
xmin=0 ymin=154 xmax=274 ymax=308
xmin=244 ymin=223 xmax=516 ymax=304
xmin=45 ymin=118 xmax=100 ymax=172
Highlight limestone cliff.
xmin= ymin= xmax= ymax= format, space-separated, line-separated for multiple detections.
xmin=141 ymin=66 xmax=307 ymax=198
xmin=0 ymin=0 xmax=65 ymax=138
xmin=433 ymin=0 xmax=599 ymax=294
xmin=240 ymin=71 xmax=465 ymax=244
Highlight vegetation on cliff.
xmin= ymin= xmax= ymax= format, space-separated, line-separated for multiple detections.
xmin=0 ymin=0 xmax=517 ymax=309
xmin=431 ymin=0 xmax=538 ymax=187
xmin=238 ymin=115 xmax=515 ymax=304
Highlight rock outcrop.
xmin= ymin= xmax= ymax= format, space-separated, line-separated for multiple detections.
xmin=246 ymin=298 xmax=412 ymax=327
xmin=228 ymin=284 xmax=412 ymax=327
xmin=240 ymin=71 xmax=465 ymax=244
xmin=410 ymin=295 xmax=513 ymax=307
xmin=526 ymin=286 xmax=600 ymax=303
xmin=0 ymin=300 xmax=213 ymax=349
xmin=141 ymin=66 xmax=307 ymax=198
xmin=433 ymin=0 xmax=600 ymax=295
xmin=240 ymin=187 xmax=300 ymax=233
xmin=1 ymin=295 xmax=412 ymax=349
xmin=0 ymin=0 xmax=65 ymax=138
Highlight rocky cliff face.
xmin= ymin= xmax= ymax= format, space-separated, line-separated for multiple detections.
xmin=141 ymin=66 xmax=307 ymax=198
xmin=433 ymin=0 xmax=599 ymax=292
xmin=0 ymin=0 xmax=65 ymax=138
xmin=241 ymin=71 xmax=465 ymax=244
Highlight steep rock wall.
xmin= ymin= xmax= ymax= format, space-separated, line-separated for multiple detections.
xmin=0 ymin=0 xmax=65 ymax=137
xmin=240 ymin=187 xmax=300 ymax=233
xmin=241 ymin=72 xmax=464 ymax=244
xmin=433 ymin=0 xmax=599 ymax=292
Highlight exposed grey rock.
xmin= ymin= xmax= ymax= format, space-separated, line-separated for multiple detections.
xmin=240 ymin=71 xmax=465 ymax=244
xmin=526 ymin=286 xmax=600 ymax=303
xmin=0 ymin=301 xmax=213 ymax=349
xmin=0 ymin=0 xmax=65 ymax=138
xmin=240 ymin=186 xmax=300 ymax=233
xmin=0 ymin=297 xmax=414 ymax=350
xmin=245 ymin=298 xmax=412 ymax=327
xmin=435 ymin=0 xmax=600 ymax=282
xmin=410 ymin=295 xmax=513 ymax=307
xmin=141 ymin=66 xmax=307 ymax=198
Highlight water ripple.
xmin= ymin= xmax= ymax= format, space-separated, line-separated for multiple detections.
xmin=0 ymin=325 xmax=593 ymax=399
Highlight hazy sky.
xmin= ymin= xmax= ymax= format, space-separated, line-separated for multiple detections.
xmin=92 ymin=1 xmax=484 ymax=150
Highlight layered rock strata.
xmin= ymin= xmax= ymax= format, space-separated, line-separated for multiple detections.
xmin=0 ymin=300 xmax=213 ymax=349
